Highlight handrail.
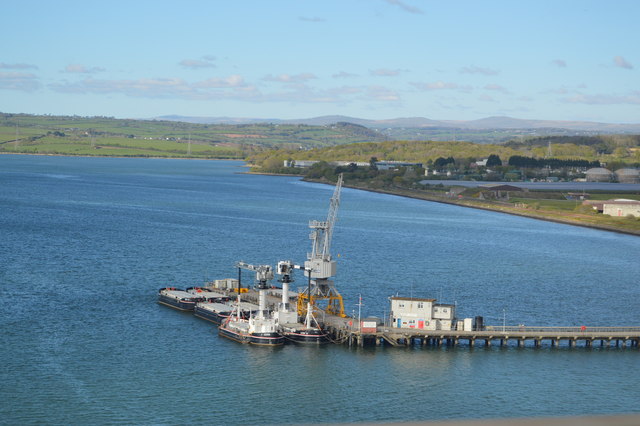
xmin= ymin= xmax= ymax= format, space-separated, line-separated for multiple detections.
xmin=483 ymin=326 xmax=640 ymax=333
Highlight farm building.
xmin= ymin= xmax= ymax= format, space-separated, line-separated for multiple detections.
xmin=478 ymin=184 xmax=524 ymax=201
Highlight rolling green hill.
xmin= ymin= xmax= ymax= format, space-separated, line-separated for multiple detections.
xmin=0 ymin=113 xmax=386 ymax=158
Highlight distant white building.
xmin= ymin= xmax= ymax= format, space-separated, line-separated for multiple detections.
xmin=389 ymin=296 xmax=455 ymax=330
xmin=284 ymin=160 xmax=319 ymax=168
xmin=283 ymin=160 xmax=368 ymax=168
xmin=375 ymin=161 xmax=423 ymax=171
xmin=603 ymin=200 xmax=640 ymax=217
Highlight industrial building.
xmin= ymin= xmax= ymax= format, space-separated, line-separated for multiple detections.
xmin=614 ymin=168 xmax=640 ymax=183
xmin=283 ymin=160 xmax=369 ymax=168
xmin=585 ymin=167 xmax=614 ymax=182
xmin=375 ymin=161 xmax=423 ymax=171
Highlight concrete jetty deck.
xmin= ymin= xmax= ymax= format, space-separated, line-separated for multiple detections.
xmin=338 ymin=326 xmax=640 ymax=348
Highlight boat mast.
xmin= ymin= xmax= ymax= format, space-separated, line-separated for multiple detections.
xmin=236 ymin=266 xmax=242 ymax=321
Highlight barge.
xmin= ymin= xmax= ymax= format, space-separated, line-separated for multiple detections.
xmin=158 ymin=287 xmax=205 ymax=311
xmin=186 ymin=287 xmax=230 ymax=303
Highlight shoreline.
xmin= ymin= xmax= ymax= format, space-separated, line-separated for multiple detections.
xmin=0 ymin=152 xmax=244 ymax=161
xmin=300 ymin=177 xmax=640 ymax=237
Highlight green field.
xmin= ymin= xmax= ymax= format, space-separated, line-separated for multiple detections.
xmin=0 ymin=113 xmax=386 ymax=159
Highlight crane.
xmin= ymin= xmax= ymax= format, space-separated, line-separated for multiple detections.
xmin=274 ymin=260 xmax=303 ymax=324
xmin=298 ymin=174 xmax=346 ymax=318
xmin=235 ymin=261 xmax=274 ymax=319
xmin=235 ymin=261 xmax=274 ymax=289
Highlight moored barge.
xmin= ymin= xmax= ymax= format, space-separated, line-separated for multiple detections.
xmin=158 ymin=287 xmax=205 ymax=311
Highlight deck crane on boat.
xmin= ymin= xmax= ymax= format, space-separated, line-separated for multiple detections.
xmin=235 ymin=261 xmax=274 ymax=318
xmin=298 ymin=173 xmax=346 ymax=318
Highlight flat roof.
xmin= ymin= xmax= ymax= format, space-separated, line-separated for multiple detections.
xmin=390 ymin=296 xmax=436 ymax=302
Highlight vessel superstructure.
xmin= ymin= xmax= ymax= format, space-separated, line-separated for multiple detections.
xmin=218 ymin=262 xmax=284 ymax=346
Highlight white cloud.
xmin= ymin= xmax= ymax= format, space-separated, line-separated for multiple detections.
xmin=484 ymin=84 xmax=509 ymax=94
xmin=370 ymin=68 xmax=403 ymax=77
xmin=179 ymin=58 xmax=216 ymax=69
xmin=194 ymin=75 xmax=246 ymax=88
xmin=262 ymin=73 xmax=317 ymax=83
xmin=563 ymin=91 xmax=640 ymax=105
xmin=64 ymin=64 xmax=105 ymax=74
xmin=46 ymin=73 xmax=403 ymax=107
xmin=384 ymin=0 xmax=423 ymax=14
xmin=460 ymin=65 xmax=499 ymax=76
xmin=49 ymin=78 xmax=192 ymax=98
xmin=552 ymin=59 xmax=567 ymax=68
xmin=365 ymin=85 xmax=400 ymax=101
xmin=411 ymin=81 xmax=472 ymax=92
xmin=613 ymin=56 xmax=633 ymax=69
xmin=0 ymin=62 xmax=38 ymax=70
xmin=0 ymin=71 xmax=40 ymax=91
xmin=332 ymin=71 xmax=358 ymax=78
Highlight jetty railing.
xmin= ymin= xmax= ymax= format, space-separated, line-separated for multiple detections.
xmin=483 ymin=326 xmax=640 ymax=333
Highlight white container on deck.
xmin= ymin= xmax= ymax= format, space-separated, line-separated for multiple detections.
xmin=463 ymin=318 xmax=473 ymax=331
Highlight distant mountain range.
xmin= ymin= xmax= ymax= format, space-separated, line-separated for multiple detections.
xmin=157 ymin=114 xmax=640 ymax=133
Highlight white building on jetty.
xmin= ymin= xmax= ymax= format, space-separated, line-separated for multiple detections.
xmin=390 ymin=297 xmax=456 ymax=331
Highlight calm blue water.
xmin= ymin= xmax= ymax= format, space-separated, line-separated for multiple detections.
xmin=1 ymin=155 xmax=639 ymax=425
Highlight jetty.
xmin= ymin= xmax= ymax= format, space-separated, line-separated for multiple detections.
xmin=328 ymin=324 xmax=640 ymax=349
xmin=219 ymin=287 xmax=640 ymax=349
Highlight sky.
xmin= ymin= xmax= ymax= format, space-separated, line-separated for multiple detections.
xmin=2 ymin=0 xmax=639 ymax=123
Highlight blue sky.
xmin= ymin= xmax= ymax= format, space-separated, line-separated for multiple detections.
xmin=2 ymin=0 xmax=639 ymax=122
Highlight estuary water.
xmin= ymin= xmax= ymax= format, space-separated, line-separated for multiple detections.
xmin=1 ymin=155 xmax=638 ymax=425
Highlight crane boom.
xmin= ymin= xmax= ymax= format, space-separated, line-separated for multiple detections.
xmin=235 ymin=261 xmax=274 ymax=289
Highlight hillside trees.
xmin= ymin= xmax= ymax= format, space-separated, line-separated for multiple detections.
xmin=486 ymin=154 xmax=502 ymax=167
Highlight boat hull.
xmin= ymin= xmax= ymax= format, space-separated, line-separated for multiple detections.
xmin=283 ymin=329 xmax=330 ymax=344
xmin=194 ymin=306 xmax=222 ymax=324
xmin=219 ymin=324 xmax=284 ymax=346
xmin=158 ymin=294 xmax=197 ymax=311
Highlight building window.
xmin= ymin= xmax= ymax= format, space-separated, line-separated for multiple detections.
xmin=417 ymin=302 xmax=423 ymax=309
